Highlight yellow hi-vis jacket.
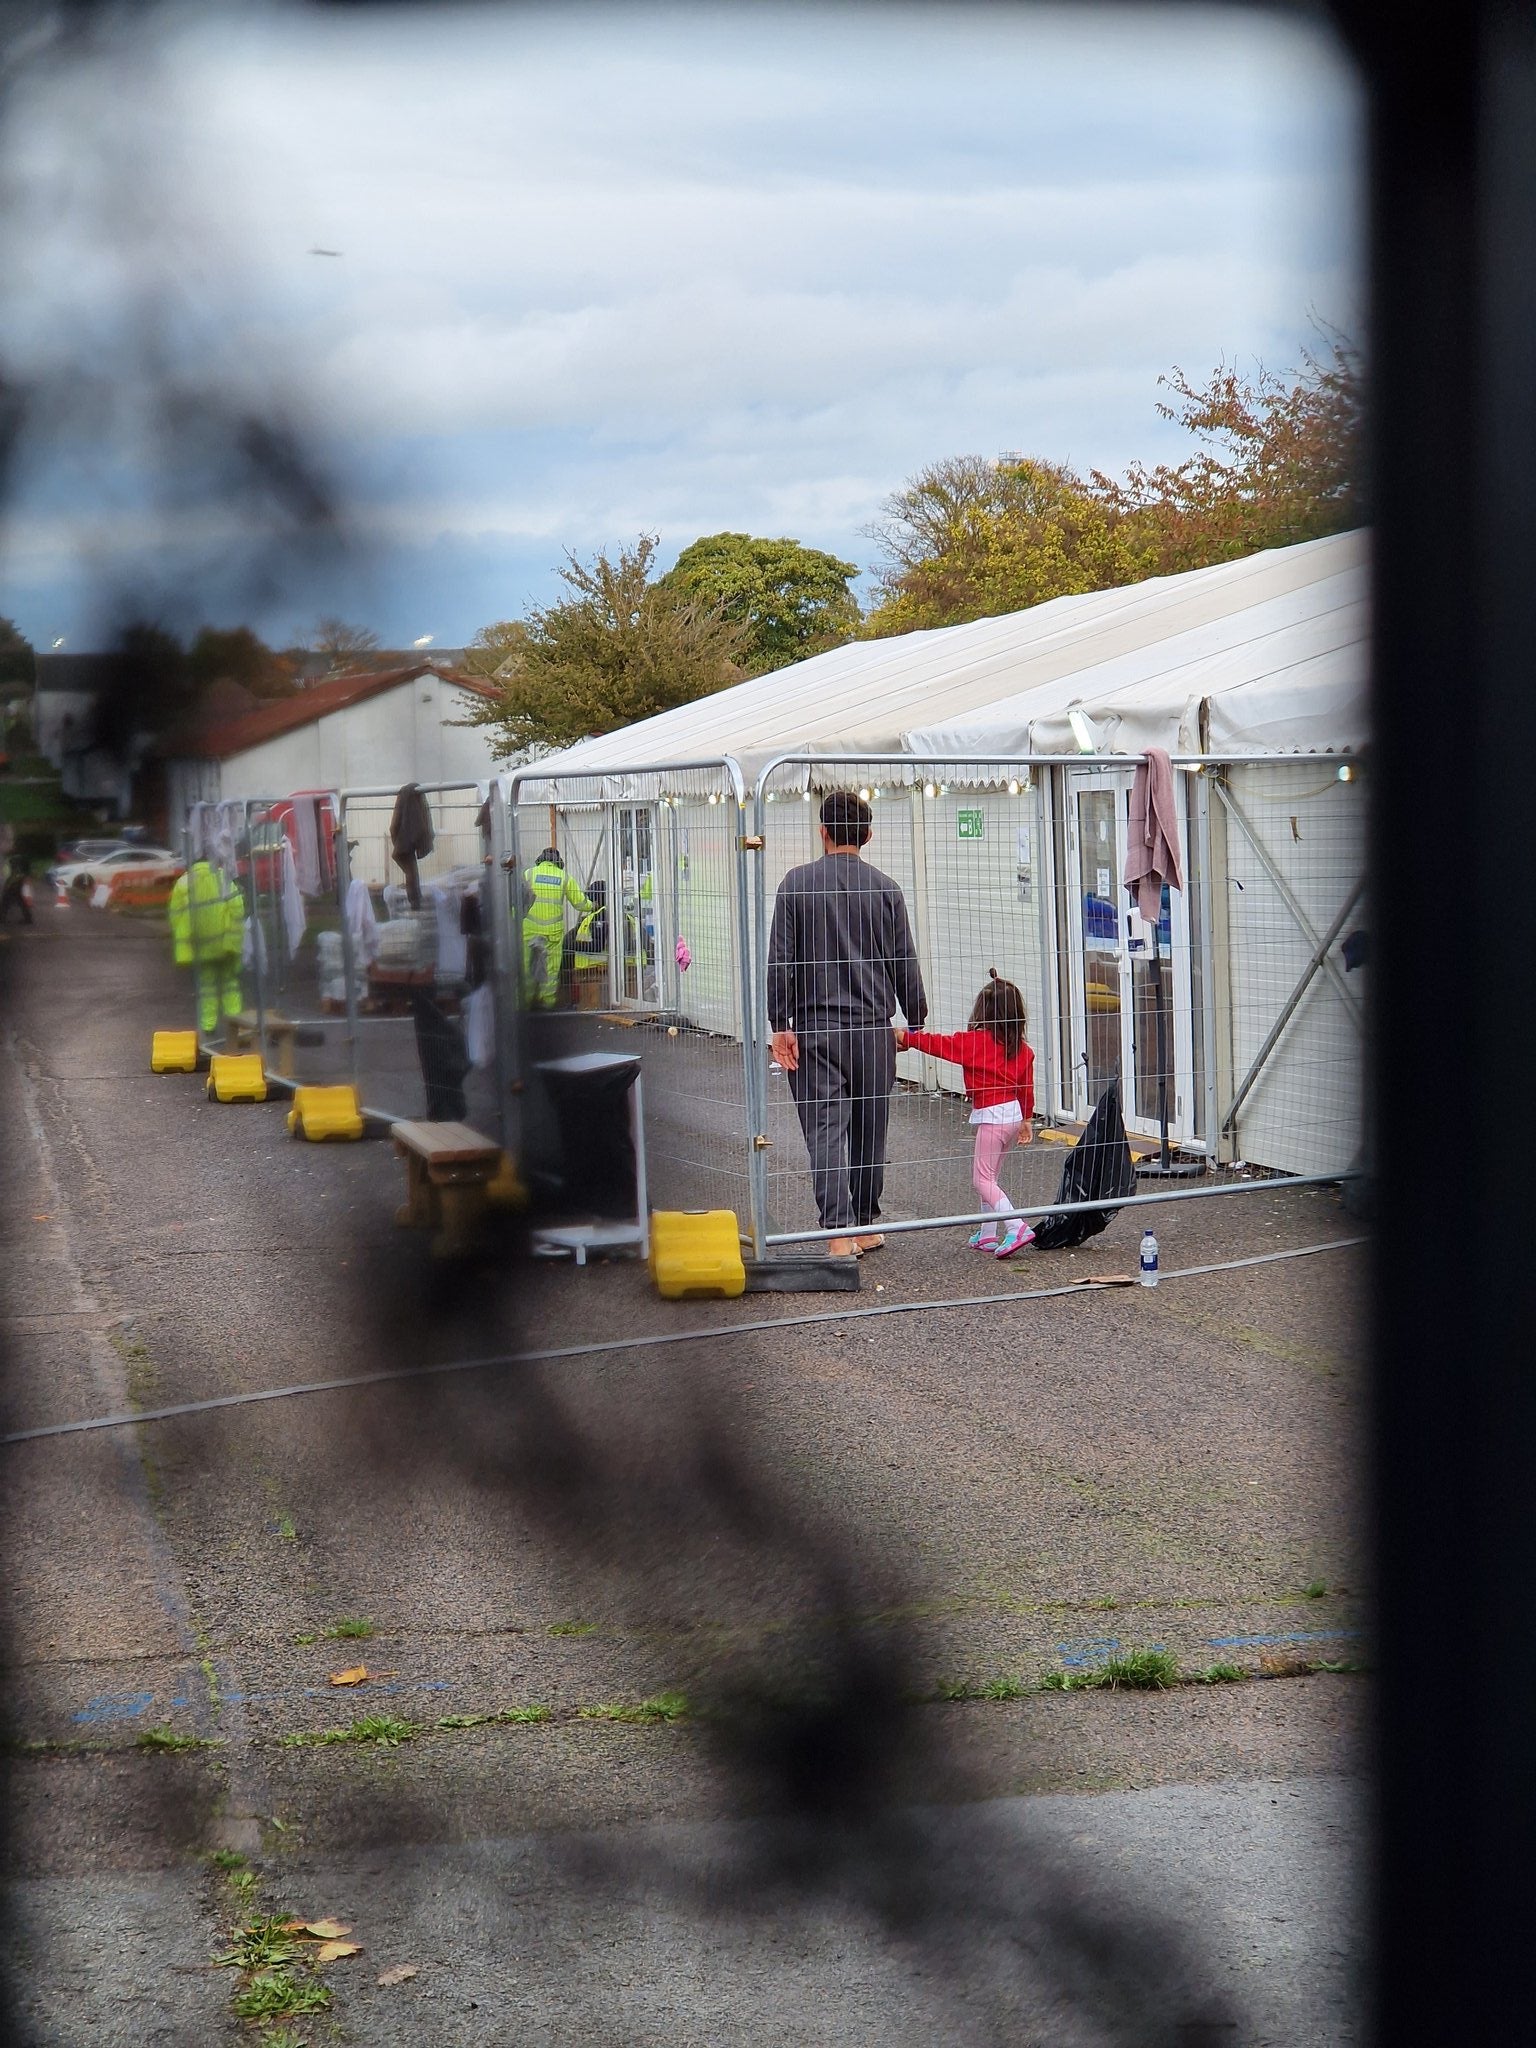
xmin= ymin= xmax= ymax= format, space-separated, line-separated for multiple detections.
xmin=168 ymin=861 xmax=243 ymax=966
xmin=574 ymin=904 xmax=642 ymax=966
xmin=524 ymin=859 xmax=591 ymax=936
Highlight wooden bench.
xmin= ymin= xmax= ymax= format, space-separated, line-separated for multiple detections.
xmin=230 ymin=1008 xmax=298 ymax=1077
xmin=392 ymin=1119 xmax=503 ymax=1257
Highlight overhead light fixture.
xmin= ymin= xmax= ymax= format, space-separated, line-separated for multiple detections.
xmin=923 ymin=782 xmax=938 ymax=799
xmin=802 ymin=790 xmax=812 ymax=802
xmin=1006 ymin=779 xmax=1020 ymax=797
xmin=1337 ymin=762 xmax=1355 ymax=783
xmin=707 ymin=791 xmax=720 ymax=805
xmin=1068 ymin=707 xmax=1102 ymax=755
xmin=857 ymin=787 xmax=871 ymax=802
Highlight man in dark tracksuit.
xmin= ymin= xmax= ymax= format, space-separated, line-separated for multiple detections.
xmin=767 ymin=790 xmax=927 ymax=1258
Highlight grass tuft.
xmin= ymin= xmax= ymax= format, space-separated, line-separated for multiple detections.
xmin=231 ymin=1973 xmax=331 ymax=2022
xmin=1193 ymin=1662 xmax=1249 ymax=1685
xmin=935 ymin=1674 xmax=1029 ymax=1701
xmin=1041 ymin=1646 xmax=1182 ymax=1692
xmin=137 ymin=1724 xmax=220 ymax=1753
xmin=209 ymin=1849 xmax=247 ymax=1871
xmin=547 ymin=1620 xmax=598 ymax=1637
xmin=215 ymin=1915 xmax=302 ymax=1972
xmin=436 ymin=1704 xmax=552 ymax=1730
xmin=579 ymin=1691 xmax=688 ymax=1725
xmin=280 ymin=1714 xmax=421 ymax=1749
xmin=1301 ymin=1578 xmax=1329 ymax=1599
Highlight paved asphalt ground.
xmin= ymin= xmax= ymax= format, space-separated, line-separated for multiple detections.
xmin=1 ymin=896 xmax=1369 ymax=2045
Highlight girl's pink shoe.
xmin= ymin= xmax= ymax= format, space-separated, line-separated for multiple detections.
xmin=994 ymin=1222 xmax=1034 ymax=1258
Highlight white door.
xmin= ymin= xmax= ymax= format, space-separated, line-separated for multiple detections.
xmin=1062 ymin=768 xmax=1195 ymax=1144
xmin=613 ymin=803 xmax=662 ymax=1007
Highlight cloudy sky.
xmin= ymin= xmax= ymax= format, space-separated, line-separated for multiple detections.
xmin=0 ymin=0 xmax=1362 ymax=651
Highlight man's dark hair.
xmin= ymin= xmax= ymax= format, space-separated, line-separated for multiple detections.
xmin=820 ymin=791 xmax=872 ymax=848
xmin=537 ymin=847 xmax=564 ymax=867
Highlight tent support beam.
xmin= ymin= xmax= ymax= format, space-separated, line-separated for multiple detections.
xmin=1212 ymin=778 xmax=1365 ymax=1026
xmin=1221 ymin=877 xmax=1364 ymax=1136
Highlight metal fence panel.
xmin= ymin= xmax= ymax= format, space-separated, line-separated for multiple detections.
xmin=502 ymin=750 xmax=1366 ymax=1252
xmin=335 ymin=782 xmax=496 ymax=1130
xmin=506 ymin=762 xmax=756 ymax=1231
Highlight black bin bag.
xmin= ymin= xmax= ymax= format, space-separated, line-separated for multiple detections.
xmin=534 ymin=1052 xmax=642 ymax=1220
xmin=1032 ymin=1077 xmax=1137 ymax=1251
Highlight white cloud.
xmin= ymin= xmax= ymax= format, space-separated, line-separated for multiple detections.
xmin=0 ymin=0 xmax=1364 ymax=641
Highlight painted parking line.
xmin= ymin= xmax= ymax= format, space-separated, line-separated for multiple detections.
xmin=74 ymin=1677 xmax=459 ymax=1722
xmin=1205 ymin=1629 xmax=1361 ymax=1650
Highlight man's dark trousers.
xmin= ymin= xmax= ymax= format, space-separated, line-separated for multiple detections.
xmin=786 ymin=1026 xmax=896 ymax=1232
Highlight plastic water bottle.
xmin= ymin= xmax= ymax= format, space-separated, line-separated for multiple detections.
xmin=1139 ymin=1229 xmax=1160 ymax=1288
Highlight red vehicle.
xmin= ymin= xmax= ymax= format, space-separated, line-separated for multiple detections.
xmin=242 ymin=792 xmax=339 ymax=898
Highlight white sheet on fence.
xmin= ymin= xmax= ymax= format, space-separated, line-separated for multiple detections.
xmin=518 ymin=530 xmax=1368 ymax=798
xmin=908 ymin=556 xmax=1369 ymax=762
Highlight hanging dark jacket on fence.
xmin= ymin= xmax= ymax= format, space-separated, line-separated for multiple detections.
xmin=389 ymin=784 xmax=436 ymax=908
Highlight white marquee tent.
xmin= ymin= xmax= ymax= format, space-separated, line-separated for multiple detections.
xmin=513 ymin=530 xmax=1369 ymax=1182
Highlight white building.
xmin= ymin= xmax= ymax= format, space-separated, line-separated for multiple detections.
xmin=163 ymin=663 xmax=510 ymax=826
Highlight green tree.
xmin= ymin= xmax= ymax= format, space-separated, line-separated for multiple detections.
xmin=865 ymin=456 xmax=1155 ymax=634
xmin=463 ymin=535 xmax=745 ymax=755
xmin=0 ymin=616 xmax=35 ymax=691
xmin=661 ymin=532 xmax=860 ymax=674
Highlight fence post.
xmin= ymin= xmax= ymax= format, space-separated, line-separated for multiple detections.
xmin=241 ymin=799 xmax=267 ymax=1062
xmin=485 ymin=784 xmax=515 ymax=1154
xmin=1031 ymin=768 xmax=1059 ymax=1127
xmin=1192 ymin=769 xmax=1221 ymax=1162
xmin=334 ymin=795 xmax=360 ymax=1098
xmin=736 ymin=759 xmax=767 ymax=1261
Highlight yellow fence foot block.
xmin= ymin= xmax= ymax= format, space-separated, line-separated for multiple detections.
xmin=648 ymin=1210 xmax=747 ymax=1300
xmin=287 ymin=1085 xmax=365 ymax=1142
xmin=151 ymin=1030 xmax=200 ymax=1074
xmin=206 ymin=1052 xmax=268 ymax=1104
xmin=485 ymin=1152 xmax=529 ymax=1211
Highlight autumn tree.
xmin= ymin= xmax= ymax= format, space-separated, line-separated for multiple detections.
xmin=867 ymin=334 xmax=1364 ymax=634
xmin=1093 ymin=333 xmax=1365 ymax=570
xmin=187 ymin=625 xmax=295 ymax=700
xmin=308 ymin=617 xmax=381 ymax=667
xmin=463 ymin=619 xmax=530 ymax=679
xmin=865 ymin=456 xmax=1156 ymax=634
xmin=463 ymin=536 xmax=745 ymax=754
xmin=661 ymin=532 xmax=860 ymax=674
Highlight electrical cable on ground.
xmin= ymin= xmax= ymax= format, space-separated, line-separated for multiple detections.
xmin=0 ymin=1235 xmax=1367 ymax=1448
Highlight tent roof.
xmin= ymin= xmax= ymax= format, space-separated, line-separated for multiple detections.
xmin=910 ymin=543 xmax=1367 ymax=761
xmin=521 ymin=529 xmax=1368 ymax=799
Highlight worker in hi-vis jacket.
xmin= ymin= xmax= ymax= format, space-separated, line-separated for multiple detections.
xmin=521 ymin=847 xmax=592 ymax=1008
xmin=169 ymin=859 xmax=244 ymax=1039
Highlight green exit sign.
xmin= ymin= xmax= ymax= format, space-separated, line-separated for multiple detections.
xmin=956 ymin=808 xmax=985 ymax=840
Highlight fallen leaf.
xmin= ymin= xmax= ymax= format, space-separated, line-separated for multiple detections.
xmin=315 ymin=1939 xmax=363 ymax=1963
xmin=329 ymin=1666 xmax=369 ymax=1686
xmin=377 ymin=1964 xmax=419 ymax=1987
xmin=275 ymin=1918 xmax=306 ymax=1934
xmin=299 ymin=1919 xmax=352 ymax=1940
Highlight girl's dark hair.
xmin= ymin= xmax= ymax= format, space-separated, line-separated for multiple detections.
xmin=969 ymin=968 xmax=1027 ymax=1059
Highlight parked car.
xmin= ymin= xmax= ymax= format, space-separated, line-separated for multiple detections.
xmin=54 ymin=835 xmax=133 ymax=867
xmin=50 ymin=845 xmax=184 ymax=896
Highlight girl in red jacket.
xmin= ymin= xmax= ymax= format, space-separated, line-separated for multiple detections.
xmin=897 ymin=969 xmax=1036 ymax=1257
